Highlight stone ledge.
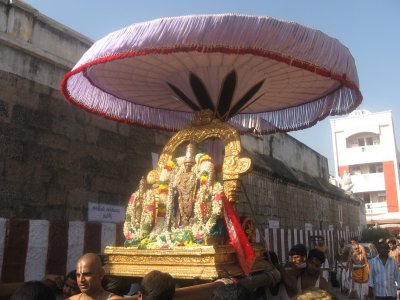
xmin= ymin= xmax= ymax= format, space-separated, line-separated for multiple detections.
xmin=0 ymin=31 xmax=74 ymax=70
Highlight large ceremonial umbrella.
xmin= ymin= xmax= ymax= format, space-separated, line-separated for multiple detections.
xmin=61 ymin=14 xmax=362 ymax=134
xmin=61 ymin=14 xmax=363 ymax=275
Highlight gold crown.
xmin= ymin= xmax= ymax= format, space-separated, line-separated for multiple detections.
xmin=184 ymin=142 xmax=196 ymax=163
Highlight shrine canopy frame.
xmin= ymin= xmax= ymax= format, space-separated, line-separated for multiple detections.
xmin=150 ymin=110 xmax=252 ymax=203
xmin=61 ymin=14 xmax=362 ymax=135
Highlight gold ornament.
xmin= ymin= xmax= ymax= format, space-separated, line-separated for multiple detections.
xmin=155 ymin=109 xmax=252 ymax=203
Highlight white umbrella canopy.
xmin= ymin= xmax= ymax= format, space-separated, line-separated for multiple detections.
xmin=61 ymin=14 xmax=362 ymax=134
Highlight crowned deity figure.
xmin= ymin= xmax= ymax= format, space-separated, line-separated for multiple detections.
xmin=124 ymin=175 xmax=158 ymax=246
xmin=125 ymin=177 xmax=145 ymax=228
xmin=124 ymin=141 xmax=225 ymax=248
xmin=172 ymin=142 xmax=199 ymax=227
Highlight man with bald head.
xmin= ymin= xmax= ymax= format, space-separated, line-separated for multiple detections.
xmin=67 ymin=253 xmax=121 ymax=300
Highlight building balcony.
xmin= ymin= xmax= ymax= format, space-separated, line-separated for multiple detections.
xmin=342 ymin=145 xmax=387 ymax=165
xmin=365 ymin=202 xmax=387 ymax=215
xmin=351 ymin=172 xmax=385 ymax=193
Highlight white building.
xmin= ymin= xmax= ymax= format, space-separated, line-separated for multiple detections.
xmin=330 ymin=110 xmax=400 ymax=226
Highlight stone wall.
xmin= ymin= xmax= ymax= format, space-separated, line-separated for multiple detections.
xmin=236 ymin=171 xmax=362 ymax=231
xmin=0 ymin=0 xmax=91 ymax=87
xmin=0 ymin=70 xmax=169 ymax=220
xmin=242 ymin=133 xmax=329 ymax=180
xmin=0 ymin=0 xmax=172 ymax=221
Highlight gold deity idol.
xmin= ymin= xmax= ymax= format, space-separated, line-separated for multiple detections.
xmin=108 ymin=109 xmax=262 ymax=280
xmin=173 ymin=142 xmax=198 ymax=227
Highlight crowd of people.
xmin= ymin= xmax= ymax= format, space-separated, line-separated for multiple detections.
xmin=7 ymin=234 xmax=400 ymax=300
xmin=9 ymin=253 xmax=174 ymax=300
xmin=260 ymin=236 xmax=330 ymax=300
xmin=337 ymin=235 xmax=400 ymax=300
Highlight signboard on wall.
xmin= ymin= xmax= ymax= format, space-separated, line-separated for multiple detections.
xmin=305 ymin=223 xmax=313 ymax=231
xmin=329 ymin=225 xmax=334 ymax=231
xmin=268 ymin=220 xmax=280 ymax=229
xmin=88 ymin=202 xmax=125 ymax=223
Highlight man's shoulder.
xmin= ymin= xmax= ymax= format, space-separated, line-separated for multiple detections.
xmin=285 ymin=266 xmax=303 ymax=277
xmin=387 ymin=256 xmax=398 ymax=263
xmin=319 ymin=275 xmax=329 ymax=290
xmin=370 ymin=256 xmax=379 ymax=262
xmin=316 ymin=245 xmax=327 ymax=251
xmin=368 ymin=256 xmax=379 ymax=265
xmin=67 ymin=294 xmax=82 ymax=300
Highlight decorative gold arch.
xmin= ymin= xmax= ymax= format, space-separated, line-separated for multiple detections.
xmin=148 ymin=109 xmax=252 ymax=203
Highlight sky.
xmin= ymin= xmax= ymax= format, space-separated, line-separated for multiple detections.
xmin=24 ymin=0 xmax=400 ymax=174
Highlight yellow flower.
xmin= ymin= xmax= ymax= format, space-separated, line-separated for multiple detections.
xmin=164 ymin=160 xmax=176 ymax=171
xmin=200 ymin=175 xmax=208 ymax=185
xmin=199 ymin=154 xmax=212 ymax=164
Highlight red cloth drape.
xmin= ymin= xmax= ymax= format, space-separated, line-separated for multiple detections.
xmin=222 ymin=194 xmax=256 ymax=275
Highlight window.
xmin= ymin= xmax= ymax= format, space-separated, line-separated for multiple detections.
xmin=346 ymin=133 xmax=380 ymax=148
xmin=369 ymin=163 xmax=383 ymax=173
xmin=349 ymin=165 xmax=361 ymax=175
xmin=363 ymin=193 xmax=371 ymax=203
xmin=378 ymin=192 xmax=386 ymax=202
xmin=350 ymin=163 xmax=383 ymax=175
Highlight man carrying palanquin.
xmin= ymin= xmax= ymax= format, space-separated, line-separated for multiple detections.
xmin=310 ymin=236 xmax=332 ymax=283
xmin=67 ymin=253 xmax=121 ymax=300
xmin=283 ymin=249 xmax=329 ymax=299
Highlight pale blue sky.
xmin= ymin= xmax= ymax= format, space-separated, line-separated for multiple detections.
xmin=24 ymin=0 xmax=400 ymax=174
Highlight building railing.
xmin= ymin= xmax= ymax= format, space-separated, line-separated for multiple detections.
xmin=365 ymin=202 xmax=387 ymax=215
xmin=351 ymin=172 xmax=385 ymax=193
xmin=344 ymin=145 xmax=385 ymax=165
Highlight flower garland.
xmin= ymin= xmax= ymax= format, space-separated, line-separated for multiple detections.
xmin=123 ymin=194 xmax=135 ymax=240
xmin=124 ymin=188 xmax=157 ymax=246
xmin=124 ymin=153 xmax=225 ymax=249
xmin=161 ymin=158 xmax=178 ymax=236
xmin=191 ymin=154 xmax=223 ymax=242
xmin=140 ymin=189 xmax=156 ymax=235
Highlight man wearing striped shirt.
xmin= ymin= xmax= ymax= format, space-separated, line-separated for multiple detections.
xmin=368 ymin=240 xmax=400 ymax=300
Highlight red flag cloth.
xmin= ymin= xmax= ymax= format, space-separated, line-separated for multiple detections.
xmin=222 ymin=194 xmax=256 ymax=275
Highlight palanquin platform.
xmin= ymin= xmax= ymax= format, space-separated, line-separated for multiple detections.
xmin=104 ymin=244 xmax=274 ymax=281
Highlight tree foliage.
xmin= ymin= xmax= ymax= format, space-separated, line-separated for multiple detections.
xmin=361 ymin=227 xmax=396 ymax=243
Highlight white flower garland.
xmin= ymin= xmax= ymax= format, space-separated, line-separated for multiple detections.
xmin=124 ymin=153 xmax=224 ymax=249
